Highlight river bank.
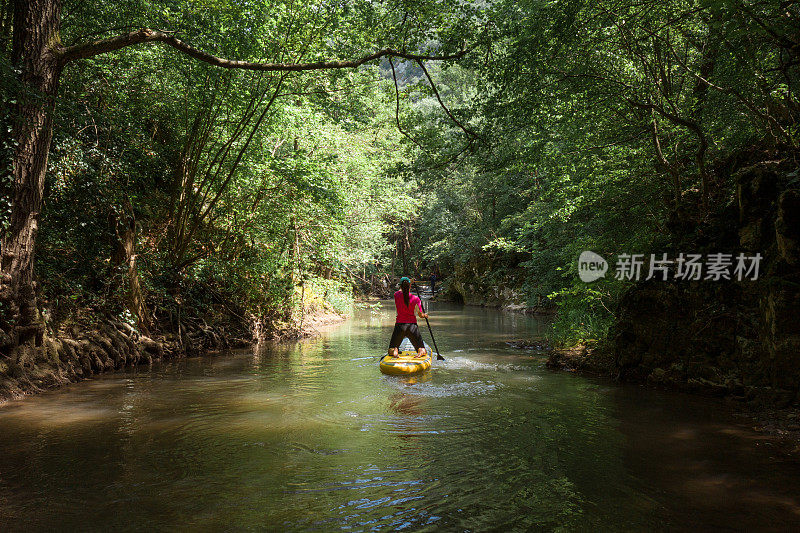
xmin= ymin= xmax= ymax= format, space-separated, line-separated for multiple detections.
xmin=0 ymin=307 xmax=346 ymax=405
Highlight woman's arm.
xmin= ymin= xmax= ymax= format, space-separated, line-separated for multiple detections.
xmin=415 ymin=302 xmax=428 ymax=319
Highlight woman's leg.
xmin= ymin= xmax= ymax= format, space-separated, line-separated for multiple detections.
xmin=388 ymin=324 xmax=405 ymax=356
xmin=406 ymin=324 xmax=427 ymax=357
xmin=389 ymin=324 xmax=427 ymax=357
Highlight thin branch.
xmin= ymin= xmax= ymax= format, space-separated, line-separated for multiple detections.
xmin=736 ymin=2 xmax=798 ymax=48
xmin=667 ymin=43 xmax=794 ymax=145
xmin=388 ymin=58 xmax=427 ymax=152
xmin=415 ymin=59 xmax=477 ymax=139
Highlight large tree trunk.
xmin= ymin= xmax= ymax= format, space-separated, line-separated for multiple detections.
xmin=0 ymin=0 xmax=61 ymax=352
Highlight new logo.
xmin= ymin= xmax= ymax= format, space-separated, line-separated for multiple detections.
xmin=578 ymin=251 xmax=608 ymax=282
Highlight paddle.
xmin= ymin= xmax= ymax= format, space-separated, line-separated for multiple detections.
xmin=412 ymin=281 xmax=445 ymax=361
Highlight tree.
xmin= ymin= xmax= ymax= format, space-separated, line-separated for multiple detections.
xmin=403 ymin=0 xmax=797 ymax=341
xmin=0 ymin=0 xmax=468 ymax=354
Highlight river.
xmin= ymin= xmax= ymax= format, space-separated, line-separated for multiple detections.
xmin=1 ymin=302 xmax=799 ymax=531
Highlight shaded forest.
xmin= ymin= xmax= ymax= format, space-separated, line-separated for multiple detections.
xmin=1 ymin=0 xmax=798 ymax=401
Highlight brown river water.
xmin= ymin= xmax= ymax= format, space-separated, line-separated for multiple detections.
xmin=0 ymin=302 xmax=799 ymax=531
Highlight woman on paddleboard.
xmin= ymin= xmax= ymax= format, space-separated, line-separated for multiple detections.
xmin=388 ymin=277 xmax=428 ymax=358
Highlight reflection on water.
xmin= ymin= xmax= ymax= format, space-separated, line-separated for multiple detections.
xmin=0 ymin=302 xmax=799 ymax=530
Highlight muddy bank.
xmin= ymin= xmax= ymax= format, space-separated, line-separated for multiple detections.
xmin=0 ymin=311 xmax=247 ymax=404
xmin=545 ymin=342 xmax=615 ymax=376
xmin=0 ymin=308 xmax=345 ymax=404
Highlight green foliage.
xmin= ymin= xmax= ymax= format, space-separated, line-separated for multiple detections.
xmin=8 ymin=0 xmax=797 ymax=345
xmin=546 ymin=283 xmax=621 ymax=346
xmin=401 ymin=0 xmax=797 ymax=343
xmin=0 ymin=60 xmax=17 ymax=236
xmin=35 ymin=0 xmax=485 ymax=333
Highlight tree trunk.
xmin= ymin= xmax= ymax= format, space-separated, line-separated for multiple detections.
xmin=692 ymin=24 xmax=720 ymax=213
xmin=0 ymin=0 xmax=62 ymax=352
xmin=111 ymin=206 xmax=151 ymax=336
xmin=399 ymin=222 xmax=410 ymax=275
xmin=399 ymin=236 xmax=408 ymax=276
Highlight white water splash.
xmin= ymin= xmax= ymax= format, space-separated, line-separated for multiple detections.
xmin=437 ymin=356 xmax=529 ymax=373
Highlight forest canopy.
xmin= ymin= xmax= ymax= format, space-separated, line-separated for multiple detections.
xmin=0 ymin=0 xmax=797 ymax=349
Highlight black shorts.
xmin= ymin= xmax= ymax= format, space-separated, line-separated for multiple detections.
xmin=388 ymin=323 xmax=424 ymax=351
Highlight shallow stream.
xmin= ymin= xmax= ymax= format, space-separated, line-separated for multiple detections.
xmin=1 ymin=302 xmax=798 ymax=530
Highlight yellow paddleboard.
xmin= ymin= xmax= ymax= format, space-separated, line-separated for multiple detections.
xmin=380 ymin=351 xmax=432 ymax=375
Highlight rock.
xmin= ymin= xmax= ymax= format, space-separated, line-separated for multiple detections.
xmin=772 ymin=389 xmax=797 ymax=408
xmin=739 ymin=219 xmax=766 ymax=251
xmin=648 ymin=368 xmax=667 ymax=383
xmin=505 ymin=339 xmax=548 ymax=350
xmin=605 ymin=162 xmax=800 ymax=407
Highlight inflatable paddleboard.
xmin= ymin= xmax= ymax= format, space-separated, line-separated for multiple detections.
xmin=380 ymin=340 xmax=435 ymax=375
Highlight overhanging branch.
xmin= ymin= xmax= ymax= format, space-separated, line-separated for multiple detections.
xmin=59 ymin=28 xmax=467 ymax=69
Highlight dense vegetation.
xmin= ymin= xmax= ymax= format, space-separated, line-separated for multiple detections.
xmin=401 ymin=0 xmax=798 ymax=344
xmin=0 ymin=0 xmax=475 ymax=346
xmin=1 ymin=0 xmax=797 ymax=355
xmin=40 ymin=51 xmax=408 ymax=336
